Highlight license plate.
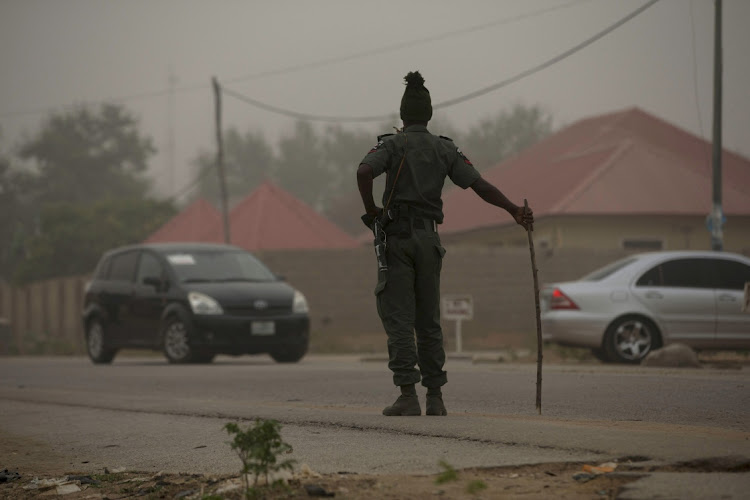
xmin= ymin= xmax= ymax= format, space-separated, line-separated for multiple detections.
xmin=251 ymin=321 xmax=275 ymax=335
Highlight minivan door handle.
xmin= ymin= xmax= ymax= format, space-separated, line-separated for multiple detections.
xmin=645 ymin=291 xmax=663 ymax=299
xmin=718 ymin=294 xmax=736 ymax=302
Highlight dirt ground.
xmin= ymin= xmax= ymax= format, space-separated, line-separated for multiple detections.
xmin=0 ymin=462 xmax=639 ymax=500
xmin=0 ymin=417 xmax=643 ymax=499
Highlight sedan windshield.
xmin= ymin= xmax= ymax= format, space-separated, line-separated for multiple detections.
xmin=166 ymin=251 xmax=277 ymax=283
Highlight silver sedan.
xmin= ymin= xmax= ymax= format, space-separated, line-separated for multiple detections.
xmin=541 ymin=250 xmax=750 ymax=363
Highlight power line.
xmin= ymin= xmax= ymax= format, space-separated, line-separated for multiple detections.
xmin=167 ymin=164 xmax=215 ymax=203
xmin=223 ymin=0 xmax=661 ymax=122
xmin=224 ymin=0 xmax=594 ymax=84
xmin=0 ymin=0 xmax=591 ymax=119
xmin=173 ymin=0 xmax=662 ymax=201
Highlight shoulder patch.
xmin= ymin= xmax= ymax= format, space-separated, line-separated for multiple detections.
xmin=439 ymin=135 xmax=453 ymax=142
xmin=456 ymin=147 xmax=473 ymax=166
xmin=368 ymin=134 xmax=391 ymax=154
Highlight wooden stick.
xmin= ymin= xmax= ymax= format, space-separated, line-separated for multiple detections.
xmin=524 ymin=199 xmax=543 ymax=415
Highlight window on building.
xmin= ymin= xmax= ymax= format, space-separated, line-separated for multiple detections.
xmin=622 ymin=239 xmax=663 ymax=251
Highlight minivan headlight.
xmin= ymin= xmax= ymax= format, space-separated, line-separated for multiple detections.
xmin=293 ymin=290 xmax=309 ymax=314
xmin=188 ymin=292 xmax=223 ymax=315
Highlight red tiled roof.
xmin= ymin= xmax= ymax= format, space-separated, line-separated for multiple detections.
xmin=144 ymin=198 xmax=221 ymax=243
xmin=208 ymin=181 xmax=360 ymax=250
xmin=440 ymin=107 xmax=750 ymax=234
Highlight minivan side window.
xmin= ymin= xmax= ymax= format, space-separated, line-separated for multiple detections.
xmin=136 ymin=252 xmax=164 ymax=285
xmin=636 ymin=258 xmax=714 ymax=288
xmin=94 ymin=256 xmax=112 ymax=280
xmin=108 ymin=251 xmax=138 ymax=282
xmin=713 ymin=259 xmax=750 ymax=290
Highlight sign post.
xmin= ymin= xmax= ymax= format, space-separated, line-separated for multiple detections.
xmin=441 ymin=295 xmax=473 ymax=354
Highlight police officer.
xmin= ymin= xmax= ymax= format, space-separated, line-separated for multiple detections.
xmin=357 ymin=71 xmax=533 ymax=416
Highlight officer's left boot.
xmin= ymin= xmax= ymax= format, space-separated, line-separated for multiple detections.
xmin=383 ymin=384 xmax=421 ymax=416
xmin=426 ymin=387 xmax=447 ymax=416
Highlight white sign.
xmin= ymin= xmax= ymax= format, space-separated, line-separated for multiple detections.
xmin=442 ymin=295 xmax=473 ymax=321
xmin=167 ymin=254 xmax=196 ymax=265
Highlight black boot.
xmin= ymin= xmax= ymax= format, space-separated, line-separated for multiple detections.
xmin=426 ymin=387 xmax=447 ymax=416
xmin=383 ymin=384 xmax=421 ymax=416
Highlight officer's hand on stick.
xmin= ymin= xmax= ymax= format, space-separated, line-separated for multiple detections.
xmin=513 ymin=205 xmax=534 ymax=230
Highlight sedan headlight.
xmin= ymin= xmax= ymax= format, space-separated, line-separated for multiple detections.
xmin=292 ymin=290 xmax=309 ymax=314
xmin=188 ymin=292 xmax=223 ymax=315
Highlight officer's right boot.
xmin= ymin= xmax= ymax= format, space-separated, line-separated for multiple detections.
xmin=426 ymin=387 xmax=447 ymax=416
xmin=382 ymin=384 xmax=421 ymax=416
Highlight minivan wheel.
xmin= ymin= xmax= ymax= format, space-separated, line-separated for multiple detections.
xmin=162 ymin=317 xmax=195 ymax=363
xmin=603 ymin=315 xmax=661 ymax=364
xmin=269 ymin=342 xmax=308 ymax=363
xmin=86 ymin=318 xmax=117 ymax=364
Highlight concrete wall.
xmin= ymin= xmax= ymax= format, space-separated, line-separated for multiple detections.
xmin=0 ymin=276 xmax=88 ymax=354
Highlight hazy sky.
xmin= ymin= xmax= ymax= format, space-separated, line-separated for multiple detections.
xmin=1 ymin=0 xmax=748 ymax=200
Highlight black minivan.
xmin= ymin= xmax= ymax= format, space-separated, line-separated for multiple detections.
xmin=82 ymin=243 xmax=310 ymax=364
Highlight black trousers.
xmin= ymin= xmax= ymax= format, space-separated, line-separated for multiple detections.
xmin=374 ymin=223 xmax=447 ymax=388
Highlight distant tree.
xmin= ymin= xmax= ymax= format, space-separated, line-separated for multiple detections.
xmin=192 ymin=127 xmax=273 ymax=206
xmin=0 ymin=142 xmax=36 ymax=281
xmin=458 ymin=104 xmax=553 ymax=170
xmin=13 ymin=198 xmax=176 ymax=283
xmin=319 ymin=124 xmax=375 ymax=206
xmin=7 ymin=104 xmax=175 ymax=283
xmin=18 ymin=103 xmax=156 ymax=203
xmin=271 ymin=121 xmax=329 ymax=211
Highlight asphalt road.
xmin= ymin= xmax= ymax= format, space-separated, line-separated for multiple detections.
xmin=1 ymin=354 xmax=749 ymax=497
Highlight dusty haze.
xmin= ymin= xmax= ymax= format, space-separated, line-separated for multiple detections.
xmin=1 ymin=0 xmax=748 ymax=200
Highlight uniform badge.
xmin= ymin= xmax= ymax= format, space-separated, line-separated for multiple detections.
xmin=368 ymin=133 xmax=394 ymax=154
xmin=457 ymin=147 xmax=473 ymax=165
xmin=368 ymin=140 xmax=384 ymax=154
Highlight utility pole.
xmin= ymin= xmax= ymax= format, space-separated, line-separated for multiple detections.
xmin=709 ymin=0 xmax=723 ymax=251
xmin=167 ymin=66 xmax=176 ymax=196
xmin=212 ymin=77 xmax=231 ymax=244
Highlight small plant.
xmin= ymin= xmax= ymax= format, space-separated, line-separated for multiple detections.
xmin=224 ymin=419 xmax=296 ymax=498
xmin=466 ymin=479 xmax=487 ymax=495
xmin=435 ymin=460 xmax=459 ymax=484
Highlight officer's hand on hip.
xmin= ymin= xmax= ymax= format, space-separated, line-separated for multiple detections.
xmin=361 ymin=207 xmax=384 ymax=229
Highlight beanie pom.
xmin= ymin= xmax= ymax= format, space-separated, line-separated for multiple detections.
xmin=404 ymin=71 xmax=425 ymax=88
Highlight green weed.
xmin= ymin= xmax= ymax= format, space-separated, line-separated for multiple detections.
xmin=224 ymin=419 xmax=296 ymax=499
xmin=466 ymin=479 xmax=488 ymax=495
xmin=435 ymin=460 xmax=459 ymax=484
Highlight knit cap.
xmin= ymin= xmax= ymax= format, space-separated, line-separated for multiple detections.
xmin=400 ymin=71 xmax=432 ymax=122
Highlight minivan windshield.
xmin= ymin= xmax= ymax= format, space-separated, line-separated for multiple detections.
xmin=165 ymin=250 xmax=277 ymax=283
xmin=579 ymin=257 xmax=638 ymax=282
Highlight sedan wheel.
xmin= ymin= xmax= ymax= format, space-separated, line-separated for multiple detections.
xmin=163 ymin=318 xmax=194 ymax=363
xmin=604 ymin=316 xmax=660 ymax=364
xmin=86 ymin=319 xmax=117 ymax=364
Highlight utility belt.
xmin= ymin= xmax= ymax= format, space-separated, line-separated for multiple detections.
xmin=382 ymin=205 xmax=438 ymax=237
